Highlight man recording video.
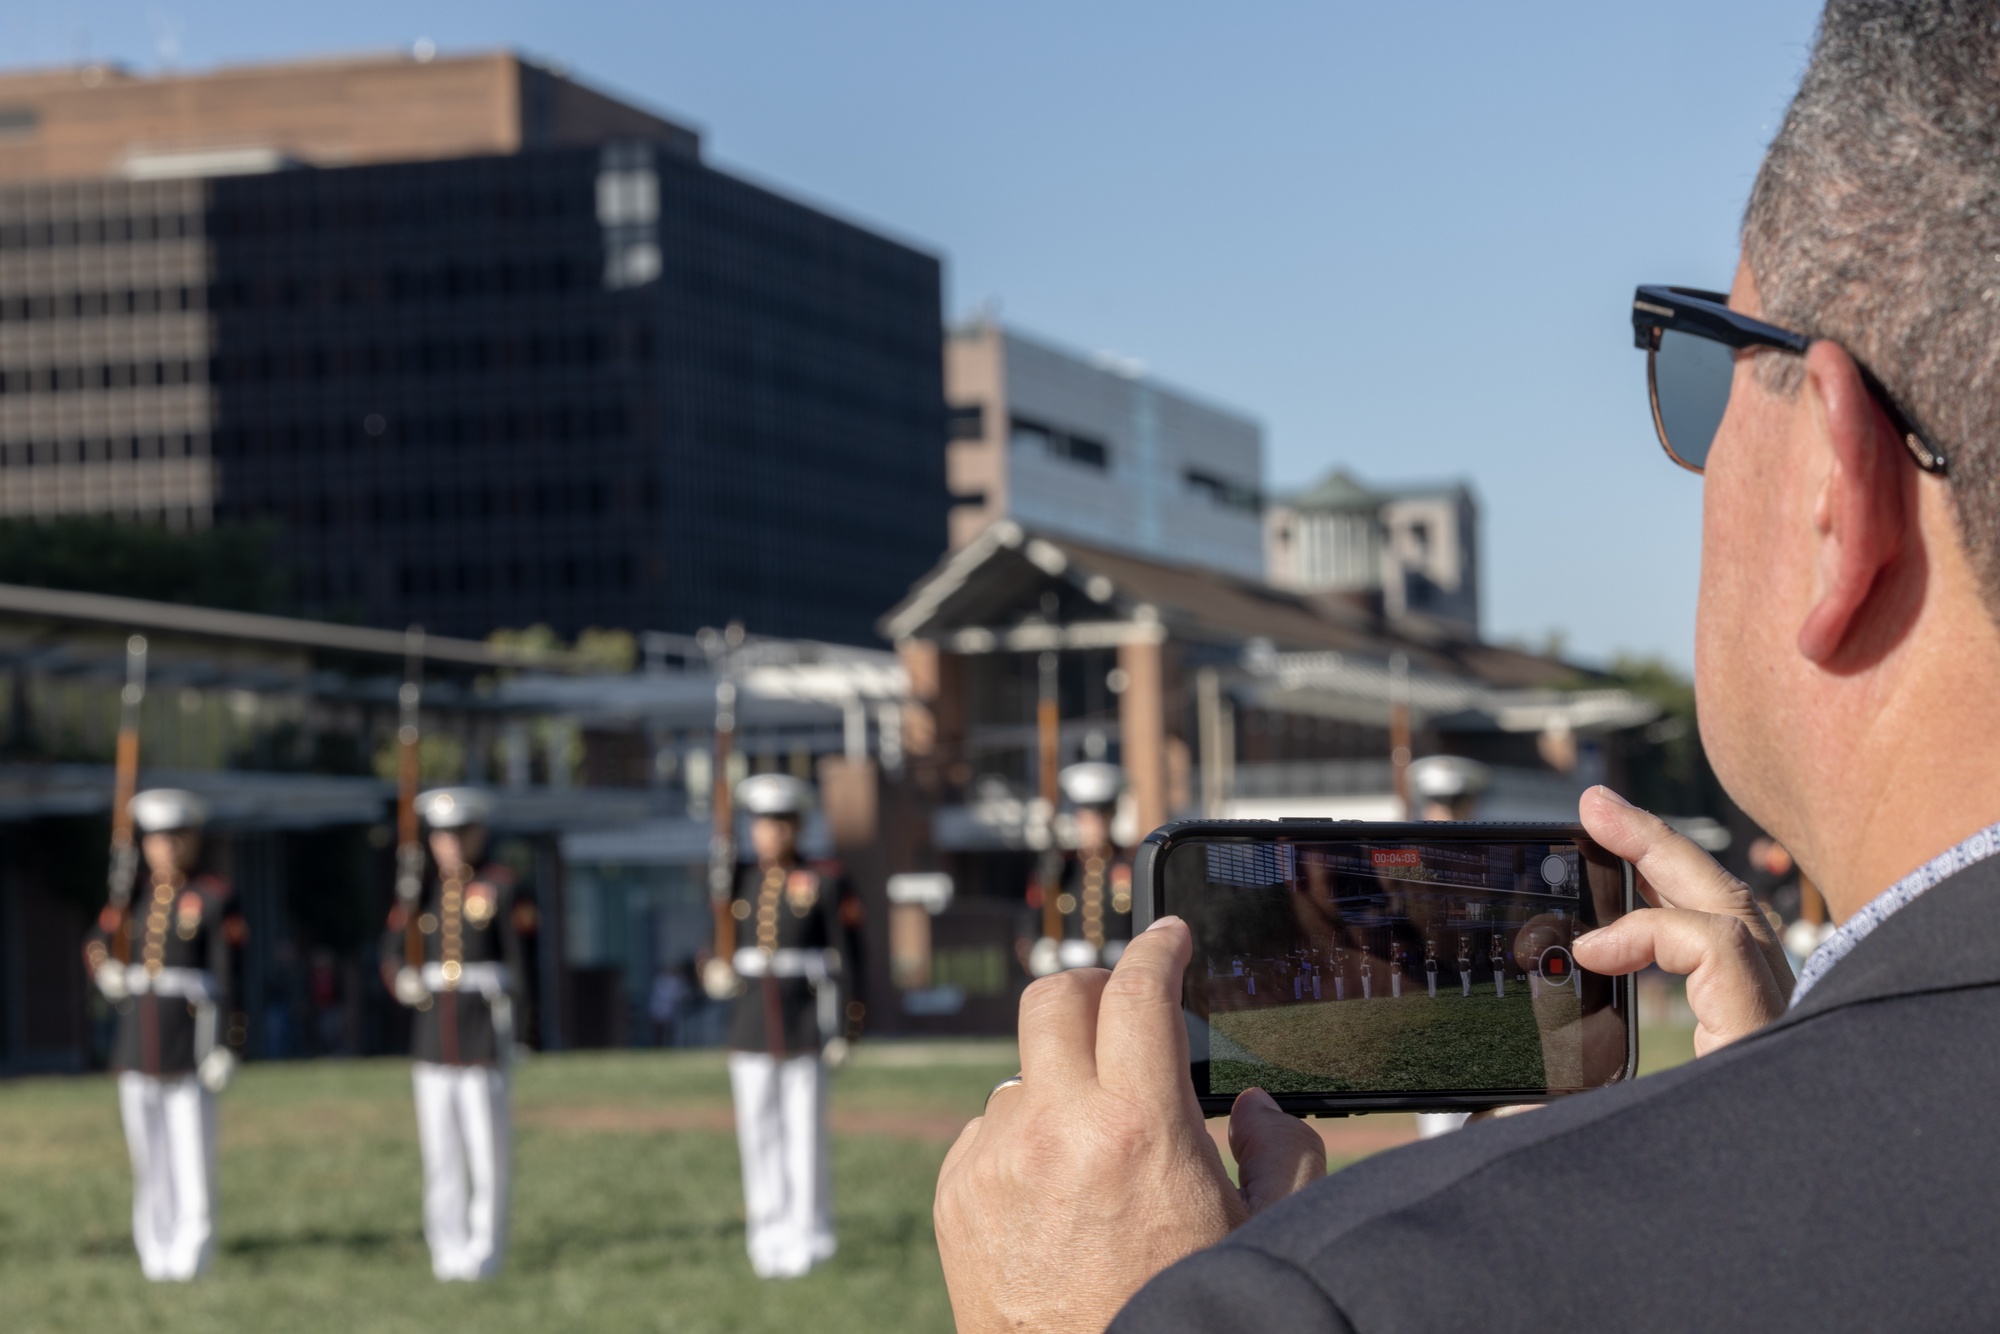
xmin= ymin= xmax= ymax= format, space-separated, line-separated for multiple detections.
xmin=935 ymin=2 xmax=2000 ymax=1327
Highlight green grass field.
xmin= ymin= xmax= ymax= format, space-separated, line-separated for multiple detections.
xmin=0 ymin=1044 xmax=1019 ymax=1334
xmin=0 ymin=1016 xmax=1699 ymax=1334
xmin=1209 ymin=987 xmax=1581 ymax=1094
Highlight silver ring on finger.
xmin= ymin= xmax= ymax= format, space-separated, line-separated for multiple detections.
xmin=985 ymin=1074 xmax=1024 ymax=1108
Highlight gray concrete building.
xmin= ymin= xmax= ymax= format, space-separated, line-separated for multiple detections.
xmin=944 ymin=321 xmax=1264 ymax=580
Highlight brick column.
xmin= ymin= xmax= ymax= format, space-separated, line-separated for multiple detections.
xmin=1119 ymin=637 xmax=1168 ymax=839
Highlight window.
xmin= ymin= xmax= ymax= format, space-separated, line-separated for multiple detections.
xmin=948 ymin=403 xmax=985 ymax=441
xmin=0 ymin=106 xmax=37 ymax=136
xmin=1185 ymin=469 xmax=1261 ymax=514
xmin=1011 ymin=415 xmax=1109 ymax=471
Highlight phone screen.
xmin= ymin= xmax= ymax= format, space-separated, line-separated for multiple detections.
xmin=1156 ymin=827 xmax=1632 ymax=1107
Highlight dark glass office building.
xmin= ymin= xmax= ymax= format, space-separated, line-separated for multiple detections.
xmin=0 ymin=140 xmax=947 ymax=644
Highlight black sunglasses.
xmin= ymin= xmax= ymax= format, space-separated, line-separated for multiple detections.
xmin=1630 ymin=285 xmax=1947 ymax=476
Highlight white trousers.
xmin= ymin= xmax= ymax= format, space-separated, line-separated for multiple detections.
xmin=1417 ymin=1111 xmax=1472 ymax=1139
xmin=118 ymin=1072 xmax=216 ymax=1281
xmin=729 ymin=1052 xmax=833 ymax=1279
xmin=413 ymin=1062 xmax=510 ymax=1281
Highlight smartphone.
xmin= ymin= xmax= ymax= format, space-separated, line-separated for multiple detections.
xmin=1133 ymin=820 xmax=1637 ymax=1117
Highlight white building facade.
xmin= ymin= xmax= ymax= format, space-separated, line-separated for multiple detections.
xmin=1266 ymin=470 xmax=1481 ymax=635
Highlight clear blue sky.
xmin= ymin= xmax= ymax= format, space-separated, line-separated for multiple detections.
xmin=9 ymin=1 xmax=1828 ymax=667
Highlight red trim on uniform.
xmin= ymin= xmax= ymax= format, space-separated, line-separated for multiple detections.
xmin=140 ymin=993 xmax=158 ymax=1076
xmin=762 ymin=976 xmax=785 ymax=1060
xmin=440 ymin=990 xmax=458 ymax=1065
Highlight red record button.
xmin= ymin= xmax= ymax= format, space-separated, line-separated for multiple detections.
xmin=1537 ymin=945 xmax=1576 ymax=987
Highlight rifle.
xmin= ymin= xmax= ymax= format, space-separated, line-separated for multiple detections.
xmin=395 ymin=628 xmax=426 ymax=976
xmin=1037 ymin=650 xmax=1064 ymax=942
xmin=709 ymin=677 xmax=738 ymax=962
xmin=106 ymin=636 xmax=148 ymax=963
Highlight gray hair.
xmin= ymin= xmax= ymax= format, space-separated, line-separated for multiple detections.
xmin=1744 ymin=0 xmax=2000 ymax=607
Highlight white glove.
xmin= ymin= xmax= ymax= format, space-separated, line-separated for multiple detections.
xmin=701 ymin=957 xmax=743 ymax=1001
xmin=393 ymin=967 xmax=430 ymax=1008
xmin=94 ymin=961 xmax=129 ymax=1001
xmin=821 ymin=1036 xmax=851 ymax=1069
xmin=197 ymin=1048 xmax=237 ymax=1093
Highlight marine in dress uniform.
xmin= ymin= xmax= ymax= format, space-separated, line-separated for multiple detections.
xmin=82 ymin=789 xmax=246 ymax=1282
xmin=1411 ymin=756 xmax=1496 ymax=1139
xmin=702 ymin=774 xmax=864 ymax=1280
xmin=380 ymin=788 xmax=535 ymax=1282
xmin=1023 ymin=763 xmax=1136 ymax=978
xmin=1407 ymin=754 xmax=1491 ymax=822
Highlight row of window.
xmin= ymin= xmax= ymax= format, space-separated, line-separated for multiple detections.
xmin=214 ymin=404 xmax=635 ymax=456
xmin=1010 ymin=414 xmax=1109 ymax=470
xmin=1184 ymin=469 xmax=1263 ymax=514
xmin=0 ymin=401 xmax=635 ymax=463
xmin=0 ymin=212 xmax=199 ymax=249
xmin=203 ymin=184 xmax=595 ymax=241
xmin=236 ymin=257 xmax=597 ymax=311
xmin=0 ymin=258 xmax=599 ymax=321
xmin=0 ymin=185 xmax=595 ymax=251
xmin=0 ymin=330 xmax=643 ymax=395
xmin=291 ymin=550 xmax=642 ymax=605
xmin=0 ymin=360 xmax=202 ymax=394
xmin=0 ymin=287 xmax=201 ymax=322
xmin=224 ymin=475 xmax=660 ymax=528
xmin=395 ymin=552 xmax=638 ymax=599
xmin=998 ymin=411 xmax=1262 ymax=512
xmin=0 ymin=436 xmax=203 ymax=466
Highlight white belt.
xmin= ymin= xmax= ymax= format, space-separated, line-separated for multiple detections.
xmin=1057 ymin=939 xmax=1100 ymax=970
xmin=421 ymin=962 xmax=512 ymax=996
xmin=732 ymin=947 xmax=837 ymax=981
xmin=126 ymin=966 xmax=218 ymax=1003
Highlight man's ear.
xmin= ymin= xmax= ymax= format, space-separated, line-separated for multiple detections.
xmin=1795 ymin=340 xmax=1911 ymax=664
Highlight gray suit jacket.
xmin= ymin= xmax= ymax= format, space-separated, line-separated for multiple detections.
xmin=1114 ymin=858 xmax=2000 ymax=1332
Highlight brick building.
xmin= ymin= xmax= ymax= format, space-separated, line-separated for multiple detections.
xmin=0 ymin=53 xmax=946 ymax=644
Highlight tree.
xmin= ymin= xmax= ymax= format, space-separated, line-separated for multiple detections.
xmin=0 ymin=518 xmax=284 ymax=611
xmin=1596 ymin=654 xmax=1732 ymax=823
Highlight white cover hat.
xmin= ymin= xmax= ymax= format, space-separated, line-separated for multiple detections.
xmin=130 ymin=788 xmax=209 ymax=833
xmin=1408 ymin=755 xmax=1491 ymax=801
xmin=415 ymin=787 xmax=496 ymax=829
xmin=1059 ymin=762 xmax=1124 ymax=809
xmin=737 ymin=772 xmax=811 ymax=817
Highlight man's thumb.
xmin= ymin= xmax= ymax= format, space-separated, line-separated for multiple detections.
xmin=1228 ymin=1088 xmax=1326 ymax=1216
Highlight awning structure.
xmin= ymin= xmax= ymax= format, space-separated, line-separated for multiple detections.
xmin=0 ymin=762 xmax=653 ymax=832
xmin=1244 ymin=648 xmax=1658 ymax=734
xmin=886 ymin=522 xmax=1667 ymax=843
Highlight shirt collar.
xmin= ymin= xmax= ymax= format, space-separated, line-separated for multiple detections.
xmin=1790 ymin=819 xmax=2000 ymax=1006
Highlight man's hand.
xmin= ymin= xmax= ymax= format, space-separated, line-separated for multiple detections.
xmin=935 ymin=919 xmax=1325 ymax=1334
xmin=1574 ymin=786 xmax=1791 ymax=1055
